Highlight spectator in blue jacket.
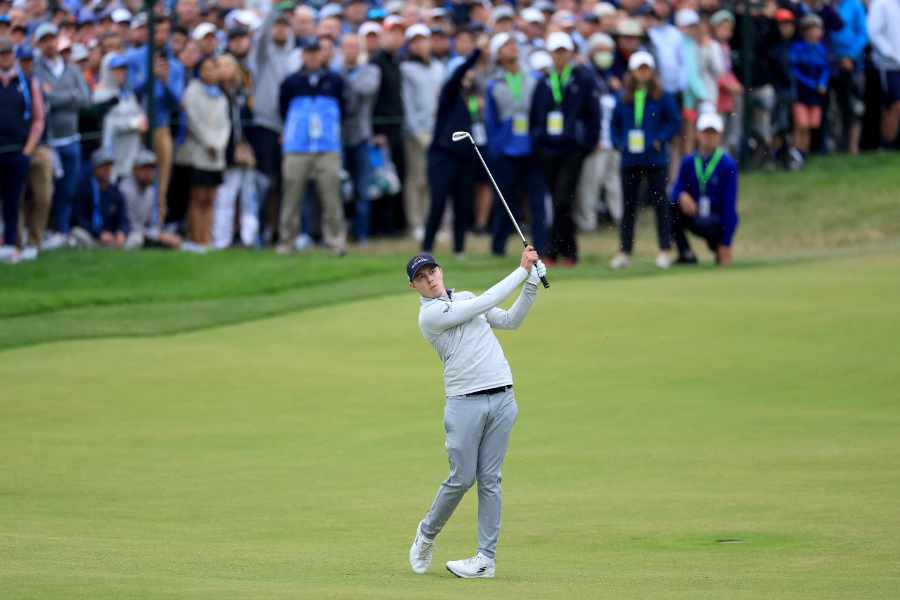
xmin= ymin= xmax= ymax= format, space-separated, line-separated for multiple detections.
xmin=123 ymin=17 xmax=184 ymax=221
xmin=670 ymin=113 xmax=738 ymax=267
xmin=789 ymin=15 xmax=830 ymax=158
xmin=609 ymin=51 xmax=681 ymax=270
xmin=277 ymin=39 xmax=347 ymax=256
xmin=529 ymin=31 xmax=600 ymax=266
xmin=69 ymin=148 xmax=128 ymax=249
xmin=421 ymin=47 xmax=483 ymax=257
xmin=829 ymin=0 xmax=868 ymax=155
xmin=484 ymin=32 xmax=547 ymax=257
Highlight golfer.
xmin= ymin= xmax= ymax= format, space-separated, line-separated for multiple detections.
xmin=407 ymin=246 xmax=545 ymax=578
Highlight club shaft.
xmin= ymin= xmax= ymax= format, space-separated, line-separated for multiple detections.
xmin=467 ymin=139 xmax=528 ymax=246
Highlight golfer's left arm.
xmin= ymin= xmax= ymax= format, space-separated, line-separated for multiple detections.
xmin=485 ymin=269 xmax=541 ymax=330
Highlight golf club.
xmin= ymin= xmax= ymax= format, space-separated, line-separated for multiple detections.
xmin=451 ymin=131 xmax=550 ymax=289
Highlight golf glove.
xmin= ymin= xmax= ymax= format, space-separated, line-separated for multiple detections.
xmin=528 ymin=261 xmax=547 ymax=286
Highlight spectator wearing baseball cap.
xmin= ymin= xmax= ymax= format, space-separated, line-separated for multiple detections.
xmin=610 ymin=50 xmax=681 ymax=270
xmin=670 ymin=112 xmax=738 ymax=266
xmin=788 ymin=14 xmax=829 ymax=159
xmin=529 ymin=31 xmax=600 ymax=266
xmin=647 ymin=0 xmax=686 ymax=97
xmin=93 ymin=52 xmax=147 ymax=182
xmin=0 ymin=34 xmax=46 ymax=263
xmin=121 ymin=148 xmax=182 ymax=250
xmin=484 ymin=32 xmax=548 ymax=257
xmin=69 ymin=148 xmax=128 ymax=249
xmin=32 ymin=20 xmax=91 ymax=249
xmin=401 ymin=23 xmax=444 ymax=242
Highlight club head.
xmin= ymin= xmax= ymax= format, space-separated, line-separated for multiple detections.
xmin=451 ymin=131 xmax=470 ymax=143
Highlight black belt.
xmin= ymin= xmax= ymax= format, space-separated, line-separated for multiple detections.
xmin=463 ymin=385 xmax=512 ymax=397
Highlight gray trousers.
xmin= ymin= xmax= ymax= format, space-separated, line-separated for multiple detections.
xmin=420 ymin=388 xmax=518 ymax=559
xmin=279 ymin=152 xmax=346 ymax=250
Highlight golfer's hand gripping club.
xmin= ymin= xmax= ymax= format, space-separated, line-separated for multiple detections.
xmin=452 ymin=131 xmax=551 ymax=289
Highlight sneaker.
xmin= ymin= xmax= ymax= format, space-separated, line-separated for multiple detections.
xmin=561 ymin=257 xmax=577 ymax=268
xmin=42 ymin=232 xmax=68 ymax=251
xmin=446 ymin=552 xmax=495 ymax=579
xmin=412 ymin=226 xmax=425 ymax=242
xmin=180 ymin=241 xmax=209 ymax=254
xmin=453 ymin=252 xmax=465 ymax=261
xmin=408 ymin=524 xmax=435 ymax=575
xmin=609 ymin=252 xmax=630 ymax=270
xmin=0 ymin=245 xmax=19 ymax=264
xmin=655 ymin=252 xmax=672 ymax=270
xmin=676 ymin=251 xmax=698 ymax=265
xmin=20 ymin=246 xmax=39 ymax=261
xmin=275 ymin=243 xmax=293 ymax=256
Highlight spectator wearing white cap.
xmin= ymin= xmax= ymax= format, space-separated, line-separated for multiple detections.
xmin=359 ymin=21 xmax=382 ymax=57
xmin=576 ymin=32 xmax=623 ymax=231
xmin=492 ymin=5 xmax=515 ymax=34
xmin=520 ymin=7 xmax=546 ymax=57
xmin=529 ymin=31 xmax=600 ymax=266
xmin=192 ymin=22 xmax=219 ymax=58
xmin=401 ymin=24 xmax=444 ymax=242
xmin=670 ymin=112 xmax=738 ymax=266
xmin=610 ymin=50 xmax=681 ymax=270
xmin=484 ymin=31 xmax=547 ymax=257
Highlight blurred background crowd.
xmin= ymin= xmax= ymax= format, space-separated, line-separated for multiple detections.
xmin=0 ymin=0 xmax=897 ymax=266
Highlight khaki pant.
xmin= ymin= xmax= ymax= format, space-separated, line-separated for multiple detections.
xmin=575 ymin=148 xmax=622 ymax=231
xmin=403 ymin=134 xmax=430 ymax=232
xmin=153 ymin=127 xmax=174 ymax=220
xmin=19 ymin=144 xmax=54 ymax=247
xmin=279 ymin=152 xmax=346 ymax=250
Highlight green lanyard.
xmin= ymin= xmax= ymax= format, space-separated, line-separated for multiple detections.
xmin=504 ymin=71 xmax=523 ymax=103
xmin=693 ymin=148 xmax=724 ymax=197
xmin=549 ymin=65 xmax=571 ymax=106
xmin=634 ymin=88 xmax=647 ymax=128
xmin=466 ymin=95 xmax=480 ymax=121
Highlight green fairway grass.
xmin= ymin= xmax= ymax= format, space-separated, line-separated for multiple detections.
xmin=2 ymin=253 xmax=899 ymax=598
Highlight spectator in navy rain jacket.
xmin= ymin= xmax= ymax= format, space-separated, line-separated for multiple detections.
xmin=484 ymin=32 xmax=547 ymax=257
xmin=670 ymin=113 xmax=738 ymax=267
xmin=70 ymin=148 xmax=128 ymax=248
xmin=609 ymin=51 xmax=681 ymax=271
xmin=789 ymin=15 xmax=830 ymax=158
xmin=276 ymin=38 xmax=347 ymax=256
xmin=529 ymin=31 xmax=600 ymax=266
xmin=829 ymin=0 xmax=868 ymax=155
xmin=421 ymin=47 xmax=482 ymax=257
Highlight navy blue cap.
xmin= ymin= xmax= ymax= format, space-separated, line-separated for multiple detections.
xmin=0 ymin=15 xmax=11 ymax=25
xmin=16 ymin=44 xmax=34 ymax=59
xmin=407 ymin=253 xmax=439 ymax=282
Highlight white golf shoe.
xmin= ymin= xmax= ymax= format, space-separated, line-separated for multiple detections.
xmin=408 ymin=524 xmax=434 ymax=574
xmin=446 ymin=552 xmax=495 ymax=579
xmin=609 ymin=252 xmax=630 ymax=270
xmin=655 ymin=251 xmax=672 ymax=269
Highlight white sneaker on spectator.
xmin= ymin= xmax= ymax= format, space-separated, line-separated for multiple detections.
xmin=294 ymin=233 xmax=314 ymax=251
xmin=446 ymin=552 xmax=495 ymax=579
xmin=655 ymin=252 xmax=672 ymax=270
xmin=0 ymin=245 xmax=19 ymax=264
xmin=181 ymin=241 xmax=209 ymax=254
xmin=610 ymin=252 xmax=630 ymax=270
xmin=20 ymin=246 xmax=39 ymax=261
xmin=275 ymin=243 xmax=293 ymax=255
xmin=412 ymin=226 xmax=425 ymax=242
xmin=42 ymin=232 xmax=68 ymax=251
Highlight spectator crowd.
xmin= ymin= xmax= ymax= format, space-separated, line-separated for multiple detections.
xmin=0 ymin=0 xmax=897 ymax=267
